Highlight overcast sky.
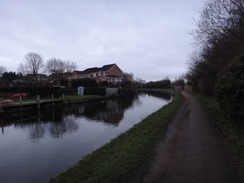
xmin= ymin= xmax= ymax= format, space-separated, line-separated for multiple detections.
xmin=0 ymin=0 xmax=205 ymax=82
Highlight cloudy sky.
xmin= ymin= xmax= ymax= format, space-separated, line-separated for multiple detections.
xmin=0 ymin=0 xmax=205 ymax=82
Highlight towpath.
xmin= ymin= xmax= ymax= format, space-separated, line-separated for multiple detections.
xmin=144 ymin=91 xmax=238 ymax=183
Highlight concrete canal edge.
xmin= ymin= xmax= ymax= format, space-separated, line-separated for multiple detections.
xmin=48 ymin=90 xmax=184 ymax=183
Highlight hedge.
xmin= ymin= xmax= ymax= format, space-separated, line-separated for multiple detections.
xmin=215 ymin=56 xmax=244 ymax=120
xmin=0 ymin=87 xmax=62 ymax=97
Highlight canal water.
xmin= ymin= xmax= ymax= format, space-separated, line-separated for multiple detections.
xmin=0 ymin=92 xmax=172 ymax=183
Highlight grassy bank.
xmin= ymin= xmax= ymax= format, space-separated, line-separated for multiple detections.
xmin=48 ymin=91 xmax=184 ymax=183
xmin=193 ymin=93 xmax=244 ymax=182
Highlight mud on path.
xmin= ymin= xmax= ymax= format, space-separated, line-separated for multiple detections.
xmin=144 ymin=92 xmax=238 ymax=183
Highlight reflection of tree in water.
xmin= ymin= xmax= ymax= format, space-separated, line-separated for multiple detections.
xmin=6 ymin=95 xmax=140 ymax=140
xmin=129 ymin=94 xmax=142 ymax=107
xmin=13 ymin=111 xmax=79 ymax=140
xmin=141 ymin=91 xmax=172 ymax=101
xmin=28 ymin=122 xmax=46 ymax=140
xmin=69 ymin=100 xmax=124 ymax=126
xmin=9 ymin=92 xmax=170 ymax=140
xmin=68 ymin=95 xmax=137 ymax=126
xmin=49 ymin=114 xmax=78 ymax=138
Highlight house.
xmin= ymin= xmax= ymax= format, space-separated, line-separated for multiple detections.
xmin=70 ymin=64 xmax=123 ymax=84
xmin=23 ymin=74 xmax=48 ymax=86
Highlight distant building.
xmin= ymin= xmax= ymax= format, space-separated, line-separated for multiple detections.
xmin=70 ymin=64 xmax=123 ymax=84
xmin=11 ymin=74 xmax=48 ymax=87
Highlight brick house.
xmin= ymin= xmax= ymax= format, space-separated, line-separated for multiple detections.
xmin=70 ymin=64 xmax=123 ymax=84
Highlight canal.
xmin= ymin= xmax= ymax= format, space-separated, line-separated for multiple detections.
xmin=0 ymin=91 xmax=172 ymax=183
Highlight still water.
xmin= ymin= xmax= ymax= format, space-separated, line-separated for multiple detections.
xmin=0 ymin=92 xmax=172 ymax=183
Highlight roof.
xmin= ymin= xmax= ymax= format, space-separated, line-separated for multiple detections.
xmin=100 ymin=64 xmax=115 ymax=71
xmin=73 ymin=70 xmax=84 ymax=75
xmin=81 ymin=67 xmax=99 ymax=74
xmin=79 ymin=64 xmax=116 ymax=75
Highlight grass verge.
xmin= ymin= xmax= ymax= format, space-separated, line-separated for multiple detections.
xmin=48 ymin=90 xmax=184 ymax=183
xmin=193 ymin=92 xmax=244 ymax=182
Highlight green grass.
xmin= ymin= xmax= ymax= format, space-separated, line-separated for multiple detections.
xmin=48 ymin=90 xmax=184 ymax=183
xmin=192 ymin=92 xmax=244 ymax=182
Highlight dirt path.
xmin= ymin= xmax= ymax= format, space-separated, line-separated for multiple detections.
xmin=144 ymin=91 xmax=238 ymax=183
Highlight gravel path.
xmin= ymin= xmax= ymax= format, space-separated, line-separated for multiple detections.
xmin=144 ymin=91 xmax=238 ymax=183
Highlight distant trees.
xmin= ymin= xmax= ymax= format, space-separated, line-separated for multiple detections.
xmin=141 ymin=78 xmax=171 ymax=89
xmin=17 ymin=52 xmax=44 ymax=86
xmin=18 ymin=63 xmax=28 ymax=76
xmin=1 ymin=72 xmax=19 ymax=82
xmin=122 ymin=72 xmax=134 ymax=83
xmin=15 ymin=52 xmax=77 ymax=86
xmin=186 ymin=0 xmax=244 ymax=95
xmin=172 ymin=76 xmax=185 ymax=86
xmin=45 ymin=58 xmax=77 ymax=74
xmin=0 ymin=66 xmax=7 ymax=77
xmin=45 ymin=58 xmax=77 ymax=86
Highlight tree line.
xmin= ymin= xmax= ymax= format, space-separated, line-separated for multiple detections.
xmin=186 ymin=0 xmax=244 ymax=96
xmin=186 ymin=0 xmax=244 ymax=119
xmin=0 ymin=52 xmax=77 ymax=86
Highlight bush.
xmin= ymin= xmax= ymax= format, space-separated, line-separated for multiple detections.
xmin=0 ymin=87 xmax=62 ymax=97
xmin=215 ymin=56 xmax=244 ymax=120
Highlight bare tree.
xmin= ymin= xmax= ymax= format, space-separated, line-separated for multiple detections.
xmin=45 ymin=58 xmax=65 ymax=74
xmin=45 ymin=58 xmax=77 ymax=86
xmin=65 ymin=61 xmax=77 ymax=73
xmin=45 ymin=58 xmax=77 ymax=74
xmin=17 ymin=63 xmax=28 ymax=76
xmin=17 ymin=52 xmax=44 ymax=86
xmin=192 ymin=0 xmax=244 ymax=45
xmin=0 ymin=66 xmax=7 ymax=77
xmin=187 ymin=0 xmax=244 ymax=95
xmin=24 ymin=52 xmax=44 ymax=74
xmin=122 ymin=72 xmax=134 ymax=82
xmin=134 ymin=77 xmax=146 ymax=87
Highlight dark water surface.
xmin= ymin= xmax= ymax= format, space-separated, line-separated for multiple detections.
xmin=0 ymin=92 xmax=172 ymax=183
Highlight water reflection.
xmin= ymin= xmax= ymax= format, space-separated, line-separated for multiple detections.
xmin=67 ymin=95 xmax=137 ymax=126
xmin=49 ymin=115 xmax=79 ymax=138
xmin=0 ymin=92 xmax=172 ymax=183
xmin=141 ymin=90 xmax=172 ymax=100
xmin=1 ymin=95 xmax=139 ymax=138
xmin=0 ymin=93 xmax=170 ymax=138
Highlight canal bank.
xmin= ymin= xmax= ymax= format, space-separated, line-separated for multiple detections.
xmin=0 ymin=94 xmax=122 ymax=120
xmin=48 ymin=90 xmax=184 ymax=183
xmin=0 ymin=88 xmax=170 ymax=118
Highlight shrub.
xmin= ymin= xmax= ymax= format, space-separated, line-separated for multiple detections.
xmin=0 ymin=87 xmax=62 ymax=97
xmin=215 ymin=56 xmax=244 ymax=120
